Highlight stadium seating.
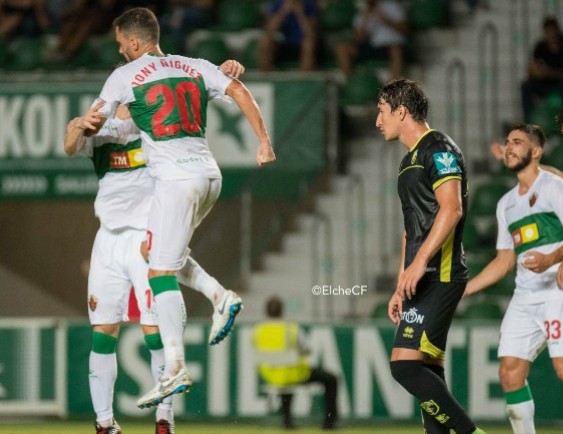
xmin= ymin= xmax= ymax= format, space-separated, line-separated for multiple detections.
xmin=469 ymin=181 xmax=510 ymax=217
xmin=90 ymin=36 xmax=122 ymax=70
xmin=543 ymin=143 xmax=563 ymax=169
xmin=463 ymin=299 xmax=504 ymax=319
xmin=320 ymin=0 xmax=356 ymax=32
xmin=529 ymin=93 xmax=563 ymax=138
xmin=5 ymin=37 xmax=44 ymax=71
xmin=214 ymin=0 xmax=260 ymax=32
xmin=407 ymin=0 xmax=449 ymax=31
xmin=0 ymin=39 xmax=6 ymax=69
xmin=340 ymin=68 xmax=381 ymax=106
xmin=371 ymin=301 xmax=389 ymax=319
xmin=241 ymin=38 xmax=260 ymax=70
xmin=190 ymin=36 xmax=230 ymax=65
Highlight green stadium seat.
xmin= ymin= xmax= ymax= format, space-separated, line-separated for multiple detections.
xmin=462 ymin=218 xmax=480 ymax=252
xmin=371 ymin=301 xmax=389 ymax=319
xmin=0 ymin=39 xmax=6 ymax=69
xmin=241 ymin=38 xmax=260 ymax=70
xmin=341 ymin=68 xmax=381 ymax=106
xmin=160 ymin=33 xmax=181 ymax=55
xmin=463 ymin=300 xmax=503 ymax=319
xmin=190 ymin=36 xmax=230 ymax=65
xmin=91 ymin=36 xmax=122 ymax=70
xmin=469 ymin=181 xmax=510 ymax=216
xmin=543 ymin=144 xmax=563 ymax=170
xmin=529 ymin=94 xmax=562 ymax=138
xmin=214 ymin=0 xmax=260 ymax=31
xmin=6 ymin=37 xmax=43 ymax=71
xmin=488 ymin=271 xmax=515 ymax=297
xmin=408 ymin=0 xmax=448 ymax=31
xmin=320 ymin=1 xmax=356 ymax=31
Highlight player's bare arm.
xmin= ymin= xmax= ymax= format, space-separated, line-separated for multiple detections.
xmin=464 ymin=249 xmax=516 ymax=297
xmin=557 ymin=263 xmax=563 ymax=289
xmin=388 ymin=232 xmax=406 ymax=323
xmin=64 ymin=117 xmax=87 ymax=156
xmin=522 ymin=245 xmax=563 ymax=274
xmin=225 ymin=79 xmax=276 ymax=166
xmin=396 ymin=179 xmax=463 ymax=300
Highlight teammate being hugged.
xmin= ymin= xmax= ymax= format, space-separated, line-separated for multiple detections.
xmin=465 ymin=123 xmax=563 ymax=434
xmin=85 ymin=7 xmax=275 ymax=411
xmin=377 ymin=79 xmax=485 ymax=434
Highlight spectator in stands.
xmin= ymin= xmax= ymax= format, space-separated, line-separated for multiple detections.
xmin=521 ymin=17 xmax=563 ymax=122
xmin=45 ymin=0 xmax=73 ymax=33
xmin=44 ymin=0 xmax=121 ymax=63
xmin=0 ymin=0 xmax=50 ymax=40
xmin=253 ymin=296 xmax=338 ymax=430
xmin=258 ymin=0 xmax=318 ymax=72
xmin=334 ymin=0 xmax=407 ymax=80
xmin=160 ymin=0 xmax=216 ymax=55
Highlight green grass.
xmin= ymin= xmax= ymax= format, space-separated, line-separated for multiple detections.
xmin=1 ymin=420 xmax=562 ymax=434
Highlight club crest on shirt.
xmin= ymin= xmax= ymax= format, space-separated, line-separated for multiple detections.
xmin=88 ymin=295 xmax=98 ymax=312
xmin=433 ymin=152 xmax=461 ymax=175
xmin=529 ymin=192 xmax=538 ymax=207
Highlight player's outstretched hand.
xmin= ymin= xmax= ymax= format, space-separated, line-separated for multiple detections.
xmin=220 ymin=60 xmax=245 ymax=79
xmin=388 ymin=292 xmax=402 ymax=325
xmin=257 ymin=142 xmax=276 ymax=166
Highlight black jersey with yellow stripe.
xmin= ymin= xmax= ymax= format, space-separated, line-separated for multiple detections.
xmin=397 ymin=130 xmax=468 ymax=282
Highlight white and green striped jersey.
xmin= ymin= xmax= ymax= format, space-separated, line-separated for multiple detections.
xmin=97 ymin=53 xmax=233 ymax=181
xmin=496 ymin=170 xmax=563 ymax=301
xmin=84 ymin=118 xmax=153 ymax=231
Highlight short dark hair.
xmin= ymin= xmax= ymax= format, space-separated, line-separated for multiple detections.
xmin=113 ymin=7 xmax=159 ymax=45
xmin=266 ymin=296 xmax=283 ymax=318
xmin=378 ymin=79 xmax=429 ymax=122
xmin=508 ymin=122 xmax=546 ymax=148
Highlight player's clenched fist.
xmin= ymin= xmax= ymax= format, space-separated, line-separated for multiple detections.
xmin=257 ymin=142 xmax=276 ymax=166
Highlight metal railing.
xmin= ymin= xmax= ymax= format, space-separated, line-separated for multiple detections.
xmin=311 ymin=212 xmax=333 ymax=319
xmin=445 ymin=58 xmax=468 ymax=157
xmin=345 ymin=174 xmax=369 ymax=318
xmin=478 ymin=20 xmax=500 ymax=158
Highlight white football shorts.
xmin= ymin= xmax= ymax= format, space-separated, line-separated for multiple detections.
xmin=88 ymin=226 xmax=158 ymax=326
xmin=147 ymin=177 xmax=222 ymax=271
xmin=498 ymin=294 xmax=563 ymax=361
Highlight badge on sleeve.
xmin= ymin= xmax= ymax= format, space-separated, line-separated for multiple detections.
xmin=433 ymin=152 xmax=461 ymax=175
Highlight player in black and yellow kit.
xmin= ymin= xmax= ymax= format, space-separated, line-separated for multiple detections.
xmin=376 ymin=79 xmax=485 ymax=434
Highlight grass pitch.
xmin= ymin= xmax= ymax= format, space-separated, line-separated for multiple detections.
xmin=1 ymin=420 xmax=562 ymax=434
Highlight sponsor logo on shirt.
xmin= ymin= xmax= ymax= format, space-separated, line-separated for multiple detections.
xmin=511 ymin=223 xmax=539 ymax=247
xmin=110 ymin=148 xmax=145 ymax=169
xmin=433 ymin=152 xmax=461 ymax=175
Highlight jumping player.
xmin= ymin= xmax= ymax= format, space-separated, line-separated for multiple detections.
xmin=86 ymin=7 xmax=275 ymax=409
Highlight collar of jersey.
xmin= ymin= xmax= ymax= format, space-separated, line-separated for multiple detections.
xmin=409 ymin=129 xmax=434 ymax=153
